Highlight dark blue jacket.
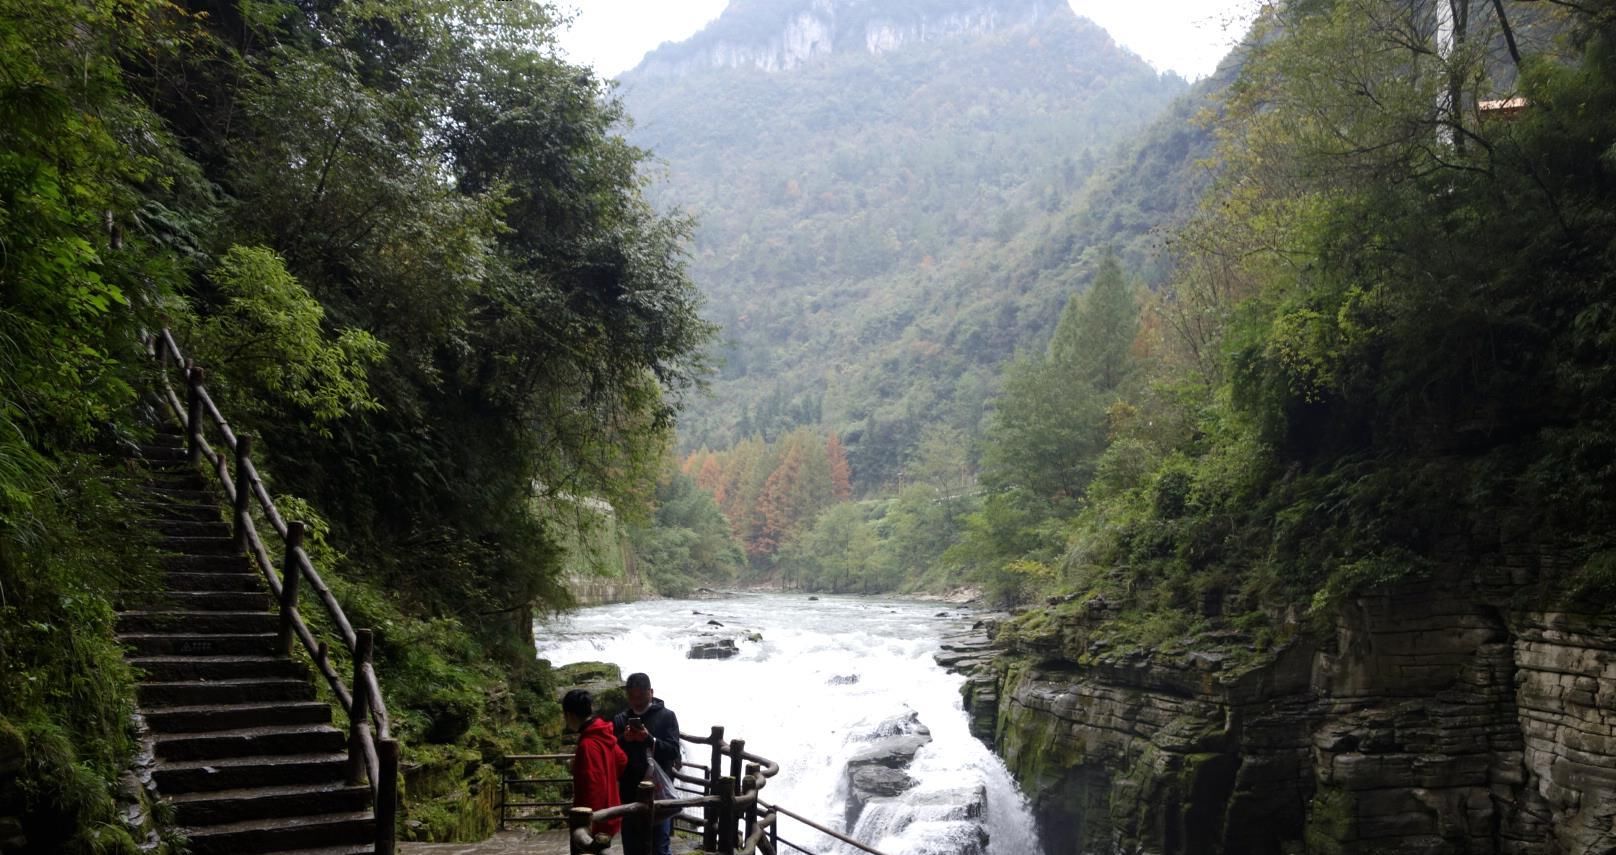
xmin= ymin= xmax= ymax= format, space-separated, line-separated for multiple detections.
xmin=612 ymin=698 xmax=681 ymax=796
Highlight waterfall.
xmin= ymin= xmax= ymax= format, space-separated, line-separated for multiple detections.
xmin=534 ymin=594 xmax=1044 ymax=855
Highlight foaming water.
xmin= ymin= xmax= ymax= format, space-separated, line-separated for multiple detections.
xmin=534 ymin=593 xmax=1044 ymax=855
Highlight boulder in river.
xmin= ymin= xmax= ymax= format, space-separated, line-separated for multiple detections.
xmin=687 ymin=638 xmax=739 ymax=660
xmin=853 ymin=709 xmax=931 ymax=742
xmin=843 ymin=710 xmax=933 ymax=828
xmin=848 ymin=733 xmax=931 ymax=770
xmin=844 ymin=766 xmax=915 ymax=827
xmin=828 ymin=674 xmax=860 ymax=686
xmin=848 ymin=785 xmax=989 ymax=855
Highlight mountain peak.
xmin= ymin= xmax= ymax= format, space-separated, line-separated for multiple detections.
xmin=631 ymin=0 xmax=1068 ymax=77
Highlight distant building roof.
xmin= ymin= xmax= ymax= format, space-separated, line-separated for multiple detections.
xmin=1479 ymin=97 xmax=1530 ymax=119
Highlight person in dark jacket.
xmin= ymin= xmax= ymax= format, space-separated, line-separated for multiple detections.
xmin=613 ymin=672 xmax=681 ymax=855
xmin=563 ymin=689 xmax=628 ymax=839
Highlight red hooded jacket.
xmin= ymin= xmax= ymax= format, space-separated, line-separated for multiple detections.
xmin=573 ymin=716 xmax=629 ymax=835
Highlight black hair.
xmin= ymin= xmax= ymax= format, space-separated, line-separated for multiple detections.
xmin=562 ymin=688 xmax=593 ymax=719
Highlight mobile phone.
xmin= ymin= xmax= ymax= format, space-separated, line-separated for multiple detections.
xmin=626 ymin=716 xmax=643 ymax=727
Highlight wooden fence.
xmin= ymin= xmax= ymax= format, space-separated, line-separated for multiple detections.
xmin=504 ymin=726 xmax=890 ymax=855
xmin=150 ymin=329 xmax=399 ymax=855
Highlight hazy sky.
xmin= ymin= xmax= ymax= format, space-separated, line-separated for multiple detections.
xmin=554 ymin=0 xmax=1260 ymax=81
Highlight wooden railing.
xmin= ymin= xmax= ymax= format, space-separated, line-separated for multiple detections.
xmin=149 ymin=328 xmax=399 ymax=855
xmin=499 ymin=753 xmax=575 ymax=829
xmin=562 ymin=727 xmax=889 ymax=855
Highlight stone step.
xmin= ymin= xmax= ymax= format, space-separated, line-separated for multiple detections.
xmin=130 ymin=655 xmax=303 ymax=683
xmin=143 ymin=486 xmax=216 ymax=504
xmin=132 ymin=501 xmax=218 ymax=522
xmin=155 ymin=519 xmax=232 ymax=538
xmin=142 ymin=460 xmax=200 ymax=476
xmin=153 ymin=723 xmax=346 ymax=762
xmin=162 ymin=571 xmax=264 ymax=593
xmin=171 ymin=780 xmax=370 ymax=827
xmin=119 ymin=632 xmax=278 ymax=656
xmin=143 ymin=700 xmax=332 ymax=733
xmin=138 ymin=676 xmax=315 ymax=707
xmin=180 ymin=810 xmax=373 ymax=855
xmin=122 ymin=590 xmax=271 ymax=612
xmin=146 ymin=471 xmax=207 ymax=490
xmin=118 ymin=609 xmax=277 ymax=634
xmin=177 ymin=589 xmax=271 ymax=610
xmin=160 ymin=536 xmax=241 ymax=556
xmin=154 ymin=751 xmax=348 ymax=794
xmin=138 ymin=444 xmax=188 ymax=461
xmin=161 ymin=554 xmax=253 ymax=573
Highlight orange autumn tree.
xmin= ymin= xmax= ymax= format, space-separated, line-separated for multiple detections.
xmin=686 ymin=429 xmax=851 ymax=566
xmin=826 ymin=432 xmax=853 ymax=500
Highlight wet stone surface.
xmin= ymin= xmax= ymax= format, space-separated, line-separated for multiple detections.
xmin=400 ymin=829 xmax=702 ymax=854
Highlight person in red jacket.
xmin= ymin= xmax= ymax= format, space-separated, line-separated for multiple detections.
xmin=563 ymin=689 xmax=628 ymax=838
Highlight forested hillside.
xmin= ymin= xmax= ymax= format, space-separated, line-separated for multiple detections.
xmin=619 ymin=0 xmax=1189 ymax=484
xmin=0 ymin=0 xmax=709 ymax=847
xmin=609 ymin=0 xmax=1238 ymax=588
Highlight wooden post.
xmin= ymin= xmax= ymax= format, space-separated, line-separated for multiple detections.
xmin=185 ymin=364 xmax=204 ymax=465
xmin=348 ymin=628 xmax=372 ymax=785
xmin=716 ymin=775 xmax=737 ymax=855
xmin=499 ymin=760 xmax=507 ymax=832
xmin=743 ymin=763 xmax=761 ymax=847
xmin=728 ymin=739 xmax=746 ymax=794
xmin=704 ymin=726 xmax=724 ymax=852
xmin=232 ymin=435 xmax=253 ymax=552
xmin=568 ymin=807 xmax=593 ymax=855
xmin=277 ymin=522 xmax=305 ymax=655
xmin=726 ymin=740 xmax=745 ymax=854
xmin=637 ymin=779 xmax=656 ymax=855
xmin=375 ymin=737 xmax=399 ymax=855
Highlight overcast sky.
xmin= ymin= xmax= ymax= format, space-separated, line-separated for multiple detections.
xmin=553 ymin=0 xmax=1261 ymax=81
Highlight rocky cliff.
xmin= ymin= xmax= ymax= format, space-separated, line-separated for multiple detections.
xmin=946 ymin=559 xmax=1616 ymax=854
xmin=634 ymin=0 xmax=1061 ymax=77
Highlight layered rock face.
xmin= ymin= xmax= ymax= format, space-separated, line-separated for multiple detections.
xmin=963 ymin=563 xmax=1616 ymax=854
xmin=634 ymin=0 xmax=1060 ymax=77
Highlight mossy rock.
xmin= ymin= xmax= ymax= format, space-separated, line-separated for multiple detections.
xmin=553 ymin=662 xmax=620 ymax=684
xmin=552 ymin=661 xmax=626 ymax=720
xmin=1303 ymin=786 xmax=1351 ymax=855
xmin=0 ymin=717 xmax=24 ymax=776
xmin=404 ymin=763 xmax=502 ymax=842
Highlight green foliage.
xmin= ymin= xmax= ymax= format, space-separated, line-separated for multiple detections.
xmin=2 ymin=0 xmax=716 ymax=842
xmin=628 ymin=468 xmax=746 ymax=596
xmin=0 ymin=460 xmax=167 ymax=854
xmin=624 ymin=3 xmax=1189 ymax=486
xmin=0 ymin=0 xmax=197 ymax=848
xmin=184 ymin=246 xmax=385 ymax=424
xmin=1013 ymin=0 xmax=1616 ymax=647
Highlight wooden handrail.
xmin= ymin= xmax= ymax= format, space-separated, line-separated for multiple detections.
xmin=149 ymin=329 xmax=398 ymax=855
xmin=552 ymin=726 xmax=891 ymax=855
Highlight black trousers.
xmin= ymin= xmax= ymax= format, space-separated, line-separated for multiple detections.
xmin=618 ymin=813 xmax=672 ymax=855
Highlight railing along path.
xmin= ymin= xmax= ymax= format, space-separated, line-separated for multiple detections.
xmin=508 ymin=726 xmax=890 ymax=855
xmin=150 ymin=329 xmax=399 ymax=854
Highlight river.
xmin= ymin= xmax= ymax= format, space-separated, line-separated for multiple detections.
xmin=533 ymin=593 xmax=1044 ymax=855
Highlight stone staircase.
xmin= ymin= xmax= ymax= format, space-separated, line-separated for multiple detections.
xmin=119 ymin=424 xmax=376 ymax=854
